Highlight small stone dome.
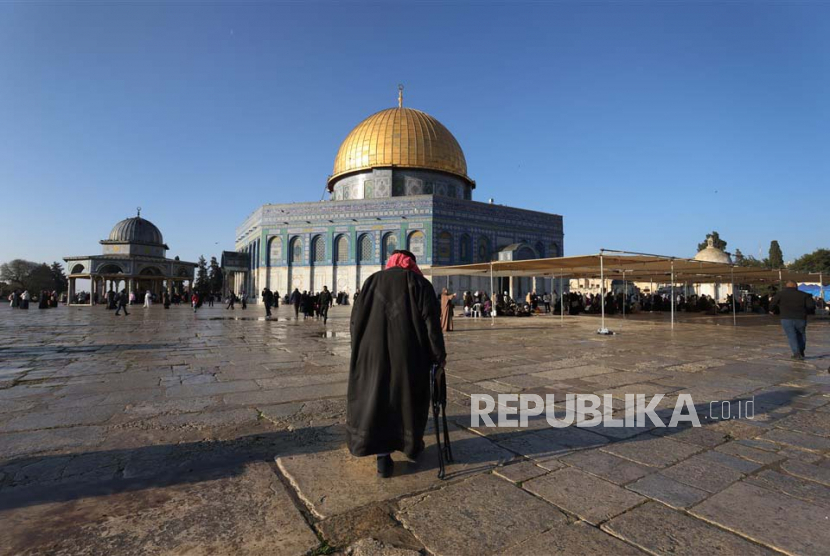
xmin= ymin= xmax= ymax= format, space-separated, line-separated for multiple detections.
xmin=694 ymin=237 xmax=733 ymax=264
xmin=108 ymin=216 xmax=164 ymax=246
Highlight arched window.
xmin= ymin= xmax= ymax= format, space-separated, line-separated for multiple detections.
xmin=535 ymin=241 xmax=545 ymax=258
xmin=358 ymin=234 xmax=373 ymax=263
xmin=335 ymin=235 xmax=349 ymax=263
xmin=382 ymin=233 xmax=398 ymax=262
xmin=312 ymin=235 xmax=325 ymax=264
xmin=408 ymin=231 xmax=425 ymax=259
xmin=476 ymin=236 xmax=491 ymax=262
xmin=290 ymin=237 xmax=303 ymax=264
xmin=437 ymin=231 xmax=453 ymax=264
xmin=550 ymin=242 xmax=560 ymax=257
xmin=459 ymin=234 xmax=472 ymax=263
xmin=269 ymin=237 xmax=283 ymax=266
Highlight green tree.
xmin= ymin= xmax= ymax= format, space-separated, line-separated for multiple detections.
xmin=27 ymin=263 xmax=55 ymax=294
xmin=0 ymin=259 xmax=39 ymax=290
xmin=50 ymin=262 xmax=68 ymax=293
xmin=194 ymin=256 xmax=209 ymax=295
xmin=768 ymin=241 xmax=784 ymax=269
xmin=698 ymin=231 xmax=727 ymax=252
xmin=789 ymin=249 xmax=830 ymax=274
xmin=208 ymin=256 xmax=223 ymax=295
xmin=737 ymin=255 xmax=767 ymax=268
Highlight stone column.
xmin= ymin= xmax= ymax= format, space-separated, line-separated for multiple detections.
xmin=68 ymin=277 xmax=75 ymax=304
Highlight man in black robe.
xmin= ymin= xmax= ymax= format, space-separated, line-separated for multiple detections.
xmin=346 ymin=250 xmax=446 ymax=478
xmin=319 ymin=286 xmax=332 ymax=324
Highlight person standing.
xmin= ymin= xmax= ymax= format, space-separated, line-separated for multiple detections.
xmin=273 ymin=290 xmax=280 ymax=310
xmin=163 ymin=291 xmax=171 ymax=309
xmin=319 ymin=286 xmax=332 ymax=324
xmin=262 ymin=287 xmax=274 ymax=318
xmin=207 ymin=293 xmax=214 ymax=307
xmin=143 ymin=290 xmax=152 ymax=308
xmin=440 ymin=288 xmax=456 ymax=332
xmin=226 ymin=292 xmax=235 ymax=310
xmin=290 ymin=288 xmax=301 ymax=319
xmin=347 ymin=250 xmax=446 ymax=478
xmin=115 ymin=289 xmax=130 ymax=316
xmin=241 ymin=290 xmax=247 ymax=310
xmin=770 ymin=281 xmax=816 ymax=360
xmin=191 ymin=292 xmax=199 ymax=312
xmin=20 ymin=290 xmax=30 ymax=309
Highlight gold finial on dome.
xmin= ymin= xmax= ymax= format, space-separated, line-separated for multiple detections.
xmin=397 ymin=84 xmax=404 ymax=108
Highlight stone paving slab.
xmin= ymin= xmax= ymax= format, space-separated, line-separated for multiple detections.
xmin=497 ymin=521 xmax=647 ymax=555
xmin=559 ymin=448 xmax=652 ymax=485
xmin=605 ymin=501 xmax=778 ymax=555
xmin=601 ymin=435 xmax=702 ymax=468
xmin=692 ymin=481 xmax=830 ymax=555
xmin=0 ymin=462 xmax=318 ymax=556
xmin=625 ymin=472 xmax=710 ymax=509
xmin=397 ymin=474 xmax=567 ymax=556
xmin=523 ymin=467 xmax=646 ymax=524
xmin=277 ymin=426 xmax=512 ymax=519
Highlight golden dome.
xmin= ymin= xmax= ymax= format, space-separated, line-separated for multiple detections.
xmin=328 ymin=107 xmax=471 ymax=190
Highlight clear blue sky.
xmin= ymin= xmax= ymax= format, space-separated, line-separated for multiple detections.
xmin=1 ymin=2 xmax=827 ymax=267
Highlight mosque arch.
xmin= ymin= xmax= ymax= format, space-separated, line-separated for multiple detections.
xmin=535 ymin=241 xmax=545 ymax=258
xmin=268 ymin=237 xmax=283 ymax=266
xmin=138 ymin=266 xmax=164 ymax=276
xmin=97 ymin=263 xmax=124 ymax=275
xmin=459 ymin=233 xmax=472 ymax=263
xmin=515 ymin=245 xmax=536 ymax=261
xmin=382 ymin=232 xmax=398 ymax=262
xmin=476 ymin=236 xmax=491 ymax=262
xmin=437 ymin=231 xmax=453 ymax=264
xmin=549 ymin=242 xmax=560 ymax=258
xmin=334 ymin=234 xmax=349 ymax=264
xmin=358 ymin=233 xmax=373 ymax=263
xmin=289 ymin=237 xmax=303 ymax=265
xmin=311 ymin=235 xmax=325 ymax=265
xmin=70 ymin=264 xmax=85 ymax=275
xmin=407 ymin=230 xmax=425 ymax=259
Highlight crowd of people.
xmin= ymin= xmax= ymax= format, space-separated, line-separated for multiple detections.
xmin=7 ymin=290 xmax=60 ymax=309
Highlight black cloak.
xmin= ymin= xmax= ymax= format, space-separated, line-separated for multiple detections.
xmin=346 ymin=266 xmax=446 ymax=458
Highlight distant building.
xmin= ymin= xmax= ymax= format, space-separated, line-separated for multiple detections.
xmin=692 ymin=237 xmax=733 ymax=301
xmin=64 ymin=211 xmax=197 ymax=304
xmin=234 ymin=92 xmax=564 ymax=301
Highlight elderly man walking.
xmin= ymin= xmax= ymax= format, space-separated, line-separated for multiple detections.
xmin=347 ymin=250 xmax=446 ymax=478
xmin=770 ymin=281 xmax=815 ymax=360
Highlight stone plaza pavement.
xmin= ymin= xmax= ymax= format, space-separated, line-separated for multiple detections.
xmin=1 ymin=304 xmax=829 ymax=556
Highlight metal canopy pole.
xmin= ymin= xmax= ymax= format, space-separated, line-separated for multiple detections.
xmin=670 ymin=259 xmax=675 ymax=330
xmin=489 ymin=262 xmax=495 ymax=325
xmin=601 ymin=254 xmax=605 ymax=329
xmin=598 ymin=252 xmax=610 ymax=334
xmin=731 ymin=267 xmax=737 ymax=327
xmin=622 ymin=270 xmax=626 ymax=319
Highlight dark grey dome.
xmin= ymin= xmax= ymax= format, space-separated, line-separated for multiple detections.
xmin=108 ymin=217 xmax=164 ymax=245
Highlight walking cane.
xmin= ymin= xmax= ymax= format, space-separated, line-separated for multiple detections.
xmin=431 ymin=363 xmax=454 ymax=479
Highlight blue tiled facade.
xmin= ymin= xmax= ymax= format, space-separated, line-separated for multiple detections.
xmin=235 ymin=194 xmax=564 ymax=300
